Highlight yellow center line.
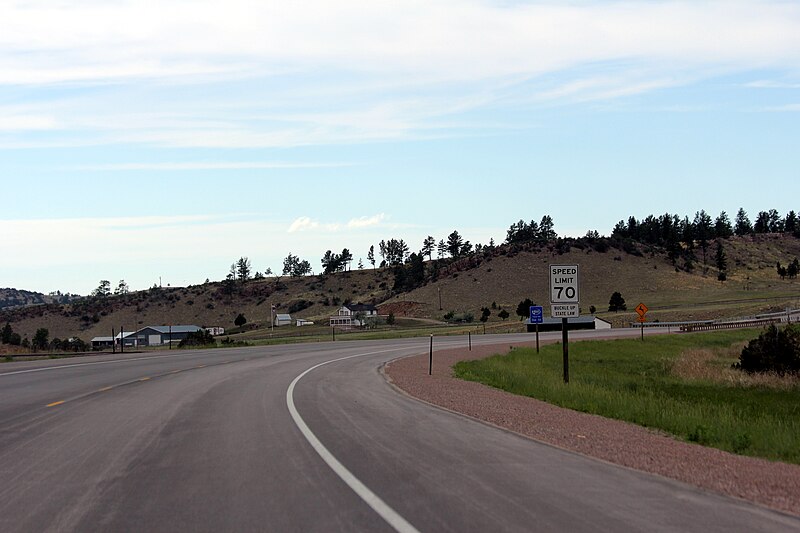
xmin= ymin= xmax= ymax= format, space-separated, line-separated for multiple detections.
xmin=139 ymin=377 xmax=151 ymax=382
xmin=98 ymin=386 xmax=114 ymax=392
xmin=171 ymin=370 xmax=181 ymax=374
xmin=195 ymin=365 xmax=206 ymax=369
xmin=46 ymin=400 xmax=65 ymax=408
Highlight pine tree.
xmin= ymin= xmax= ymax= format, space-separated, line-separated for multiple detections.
xmin=608 ymin=292 xmax=627 ymax=312
xmin=734 ymin=208 xmax=753 ymax=236
xmin=1 ymin=322 xmax=13 ymax=344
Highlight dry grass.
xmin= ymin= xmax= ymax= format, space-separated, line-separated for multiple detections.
xmin=671 ymin=343 xmax=800 ymax=389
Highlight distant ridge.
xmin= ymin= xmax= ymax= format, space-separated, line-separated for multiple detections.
xmin=0 ymin=288 xmax=81 ymax=311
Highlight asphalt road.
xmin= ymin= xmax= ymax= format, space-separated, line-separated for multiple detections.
xmin=1 ymin=331 xmax=798 ymax=532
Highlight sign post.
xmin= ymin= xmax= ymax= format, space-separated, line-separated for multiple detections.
xmin=550 ymin=265 xmax=580 ymax=383
xmin=635 ymin=302 xmax=648 ymax=341
xmin=530 ymin=306 xmax=543 ymax=353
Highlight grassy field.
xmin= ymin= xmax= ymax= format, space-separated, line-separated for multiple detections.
xmin=453 ymin=329 xmax=800 ymax=464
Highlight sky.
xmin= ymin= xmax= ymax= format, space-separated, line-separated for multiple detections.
xmin=1 ymin=0 xmax=799 ymax=295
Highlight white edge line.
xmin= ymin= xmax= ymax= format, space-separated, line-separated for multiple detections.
xmin=286 ymin=348 xmax=422 ymax=533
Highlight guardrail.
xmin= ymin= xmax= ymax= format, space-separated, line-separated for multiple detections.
xmin=679 ymin=318 xmax=781 ymax=332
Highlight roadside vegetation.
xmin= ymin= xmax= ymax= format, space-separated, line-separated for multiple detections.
xmin=453 ymin=329 xmax=800 ymax=464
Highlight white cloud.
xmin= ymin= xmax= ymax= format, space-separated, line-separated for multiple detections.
xmin=2 ymin=1 xmax=799 ymax=87
xmin=347 ymin=213 xmax=386 ymax=229
xmin=288 ymin=214 xmax=388 ymax=233
xmin=760 ymin=104 xmax=800 ymax=111
xmin=0 ymin=111 xmax=58 ymax=131
xmin=74 ymin=161 xmax=353 ymax=171
xmin=746 ymin=80 xmax=800 ymax=89
xmin=2 ymin=1 xmax=800 ymax=149
xmin=287 ymin=216 xmax=321 ymax=233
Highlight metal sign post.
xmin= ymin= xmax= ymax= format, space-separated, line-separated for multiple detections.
xmin=530 ymin=306 xmax=543 ymax=353
xmin=636 ymin=303 xmax=648 ymax=341
xmin=550 ymin=265 xmax=580 ymax=384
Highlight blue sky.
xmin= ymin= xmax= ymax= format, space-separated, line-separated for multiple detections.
xmin=1 ymin=0 xmax=799 ymax=295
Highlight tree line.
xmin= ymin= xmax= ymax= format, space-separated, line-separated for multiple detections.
xmin=87 ymin=205 xmax=799 ymax=299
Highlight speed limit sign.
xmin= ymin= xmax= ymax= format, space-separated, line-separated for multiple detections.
xmin=550 ymin=264 xmax=579 ymax=304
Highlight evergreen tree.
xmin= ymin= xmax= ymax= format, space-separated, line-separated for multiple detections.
xmin=32 ymin=328 xmax=49 ymax=351
xmin=236 ymin=257 xmax=251 ymax=282
xmin=1 ymin=322 xmax=12 ymax=344
xmin=785 ymin=211 xmax=798 ymax=235
xmin=714 ymin=211 xmax=733 ymax=238
xmin=421 ymin=236 xmax=436 ymax=260
xmin=734 ymin=208 xmax=753 ymax=236
xmin=694 ymin=210 xmax=713 ymax=264
xmin=92 ymin=280 xmax=111 ymax=298
xmin=608 ymin=292 xmax=627 ymax=312
xmin=446 ymin=231 xmax=465 ymax=258
xmin=538 ymin=215 xmax=557 ymax=242
xmin=787 ymin=258 xmax=799 ymax=278
xmin=114 ymin=280 xmax=129 ymax=295
xmin=234 ymin=313 xmax=247 ymax=328
xmin=367 ymin=245 xmax=375 ymax=269
xmin=777 ymin=262 xmax=788 ymax=280
xmin=754 ymin=211 xmax=771 ymax=233
xmin=715 ymin=241 xmax=727 ymax=281
xmin=515 ymin=298 xmax=534 ymax=320
xmin=436 ymin=239 xmax=447 ymax=259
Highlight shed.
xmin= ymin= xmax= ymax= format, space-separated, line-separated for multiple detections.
xmin=91 ymin=336 xmax=115 ymax=350
xmin=275 ymin=314 xmax=292 ymax=327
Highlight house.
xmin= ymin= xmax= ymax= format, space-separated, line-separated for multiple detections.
xmin=275 ymin=314 xmax=292 ymax=327
xmin=330 ymin=303 xmax=379 ymax=328
xmin=205 ymin=327 xmax=225 ymax=336
xmin=526 ymin=316 xmax=612 ymax=333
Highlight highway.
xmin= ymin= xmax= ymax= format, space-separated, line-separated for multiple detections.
xmin=1 ymin=332 xmax=798 ymax=532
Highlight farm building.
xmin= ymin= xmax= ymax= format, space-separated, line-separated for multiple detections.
xmin=109 ymin=325 xmax=203 ymax=347
xmin=275 ymin=314 xmax=292 ymax=327
xmin=90 ymin=336 xmax=115 ymax=350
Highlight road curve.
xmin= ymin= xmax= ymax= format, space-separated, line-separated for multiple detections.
xmin=0 ymin=333 xmax=798 ymax=532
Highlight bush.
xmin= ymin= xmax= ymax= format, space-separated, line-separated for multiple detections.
xmin=734 ymin=324 xmax=800 ymax=375
xmin=288 ymin=299 xmax=312 ymax=314
xmin=178 ymin=330 xmax=216 ymax=348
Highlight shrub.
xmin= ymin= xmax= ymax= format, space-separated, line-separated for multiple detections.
xmin=288 ymin=299 xmax=312 ymax=314
xmin=178 ymin=330 xmax=216 ymax=348
xmin=734 ymin=324 xmax=800 ymax=375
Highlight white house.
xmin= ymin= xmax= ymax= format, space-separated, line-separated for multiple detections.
xmin=330 ymin=303 xmax=378 ymax=328
xmin=205 ymin=326 xmax=225 ymax=336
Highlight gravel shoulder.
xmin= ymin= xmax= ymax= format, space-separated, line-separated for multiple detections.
xmin=383 ymin=339 xmax=800 ymax=517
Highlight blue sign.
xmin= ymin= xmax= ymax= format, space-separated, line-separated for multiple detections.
xmin=530 ymin=306 xmax=544 ymax=324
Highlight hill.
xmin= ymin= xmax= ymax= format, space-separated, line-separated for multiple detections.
xmin=2 ymin=234 xmax=800 ymax=343
xmin=0 ymin=288 xmax=81 ymax=311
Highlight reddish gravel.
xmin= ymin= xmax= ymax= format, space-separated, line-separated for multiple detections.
xmin=383 ymin=339 xmax=800 ymax=517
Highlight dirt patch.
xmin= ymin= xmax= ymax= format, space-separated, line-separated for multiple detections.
xmin=378 ymin=301 xmax=429 ymax=317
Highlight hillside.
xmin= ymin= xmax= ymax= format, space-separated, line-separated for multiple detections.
xmin=2 ymin=234 xmax=800 ymax=342
xmin=0 ymin=288 xmax=81 ymax=311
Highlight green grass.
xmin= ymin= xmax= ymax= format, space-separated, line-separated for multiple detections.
xmin=453 ymin=330 xmax=800 ymax=464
